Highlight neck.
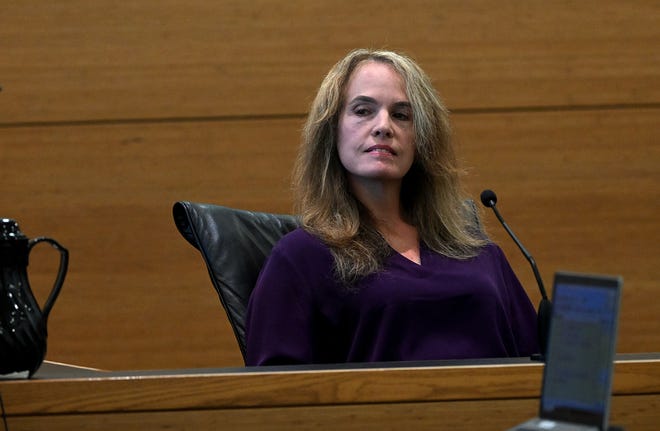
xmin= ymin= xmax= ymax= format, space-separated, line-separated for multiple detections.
xmin=349 ymin=177 xmax=403 ymax=223
xmin=349 ymin=178 xmax=420 ymax=264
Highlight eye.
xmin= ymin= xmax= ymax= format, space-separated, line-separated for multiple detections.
xmin=392 ymin=110 xmax=411 ymax=121
xmin=353 ymin=106 xmax=372 ymax=116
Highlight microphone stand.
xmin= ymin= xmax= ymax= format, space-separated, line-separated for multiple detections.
xmin=481 ymin=190 xmax=551 ymax=361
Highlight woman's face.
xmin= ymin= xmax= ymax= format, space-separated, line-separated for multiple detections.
xmin=337 ymin=61 xmax=415 ymax=190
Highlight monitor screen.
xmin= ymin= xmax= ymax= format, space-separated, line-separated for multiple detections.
xmin=540 ymin=273 xmax=621 ymax=427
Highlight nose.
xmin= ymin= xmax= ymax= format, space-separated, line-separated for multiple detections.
xmin=371 ymin=110 xmax=393 ymax=139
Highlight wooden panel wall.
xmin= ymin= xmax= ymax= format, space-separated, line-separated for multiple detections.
xmin=1 ymin=1 xmax=658 ymax=370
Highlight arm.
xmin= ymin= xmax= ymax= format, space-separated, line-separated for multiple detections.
xmin=492 ymin=244 xmax=541 ymax=357
xmin=244 ymin=232 xmax=320 ymax=366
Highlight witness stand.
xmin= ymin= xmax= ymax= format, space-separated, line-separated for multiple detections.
xmin=1 ymin=354 xmax=659 ymax=430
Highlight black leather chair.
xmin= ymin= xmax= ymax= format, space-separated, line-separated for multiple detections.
xmin=173 ymin=201 xmax=300 ymax=363
xmin=173 ymin=200 xmax=484 ymax=364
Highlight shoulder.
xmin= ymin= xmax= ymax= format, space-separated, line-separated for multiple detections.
xmin=471 ymin=242 xmax=520 ymax=284
xmin=254 ymin=227 xmax=336 ymax=301
xmin=269 ymin=227 xmax=334 ymax=267
xmin=479 ymin=242 xmax=508 ymax=261
xmin=274 ymin=227 xmax=328 ymax=252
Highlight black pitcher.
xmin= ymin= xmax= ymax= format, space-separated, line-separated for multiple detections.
xmin=0 ymin=218 xmax=68 ymax=377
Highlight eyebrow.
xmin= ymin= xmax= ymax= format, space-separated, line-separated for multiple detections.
xmin=348 ymin=95 xmax=412 ymax=109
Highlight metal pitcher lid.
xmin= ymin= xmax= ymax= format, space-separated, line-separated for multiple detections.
xmin=0 ymin=218 xmax=28 ymax=240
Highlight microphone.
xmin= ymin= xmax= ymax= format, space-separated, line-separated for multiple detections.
xmin=480 ymin=189 xmax=551 ymax=360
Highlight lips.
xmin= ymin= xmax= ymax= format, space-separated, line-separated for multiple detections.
xmin=365 ymin=145 xmax=396 ymax=155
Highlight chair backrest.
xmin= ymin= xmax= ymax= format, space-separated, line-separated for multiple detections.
xmin=173 ymin=199 xmax=484 ymax=364
xmin=172 ymin=201 xmax=300 ymax=362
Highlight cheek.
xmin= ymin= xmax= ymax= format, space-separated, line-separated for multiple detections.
xmin=404 ymin=138 xmax=417 ymax=169
xmin=336 ymin=141 xmax=353 ymax=171
xmin=337 ymin=115 xmax=354 ymax=140
xmin=402 ymin=131 xmax=416 ymax=153
xmin=336 ymin=118 xmax=357 ymax=155
xmin=336 ymin=122 xmax=350 ymax=167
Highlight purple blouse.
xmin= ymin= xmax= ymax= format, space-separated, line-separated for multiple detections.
xmin=245 ymin=228 xmax=539 ymax=366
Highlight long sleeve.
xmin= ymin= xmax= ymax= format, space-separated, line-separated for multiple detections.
xmin=245 ymin=229 xmax=333 ymax=365
xmin=489 ymin=244 xmax=540 ymax=357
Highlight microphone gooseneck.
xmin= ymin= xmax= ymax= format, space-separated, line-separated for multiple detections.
xmin=480 ymin=189 xmax=551 ymax=359
xmin=479 ymin=190 xmax=548 ymax=300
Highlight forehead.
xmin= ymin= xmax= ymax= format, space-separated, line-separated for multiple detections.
xmin=344 ymin=60 xmax=407 ymax=99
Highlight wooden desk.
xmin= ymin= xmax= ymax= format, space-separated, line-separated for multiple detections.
xmin=1 ymin=355 xmax=659 ymax=430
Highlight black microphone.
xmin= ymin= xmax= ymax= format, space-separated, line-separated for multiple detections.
xmin=480 ymin=189 xmax=551 ymax=360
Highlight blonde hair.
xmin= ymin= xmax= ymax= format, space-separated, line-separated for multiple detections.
xmin=293 ymin=48 xmax=486 ymax=284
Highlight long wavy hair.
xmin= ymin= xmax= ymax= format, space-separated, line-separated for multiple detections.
xmin=293 ymin=48 xmax=486 ymax=285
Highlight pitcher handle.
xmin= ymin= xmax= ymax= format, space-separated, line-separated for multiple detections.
xmin=27 ymin=237 xmax=69 ymax=321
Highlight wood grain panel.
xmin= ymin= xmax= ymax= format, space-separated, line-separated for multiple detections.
xmin=1 ymin=118 xmax=303 ymax=369
xmin=1 ymin=0 xmax=658 ymax=123
xmin=3 ymin=363 xmax=545 ymax=414
xmin=4 ymin=360 xmax=660 ymax=414
xmin=5 ymin=400 xmax=540 ymax=431
xmin=8 ymin=396 xmax=660 ymax=431
xmin=2 ymin=360 xmax=659 ymax=430
xmin=455 ymin=107 xmax=660 ymax=354
xmin=1 ymin=106 xmax=657 ymax=370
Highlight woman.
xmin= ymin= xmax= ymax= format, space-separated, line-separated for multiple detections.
xmin=245 ymin=49 xmax=538 ymax=365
